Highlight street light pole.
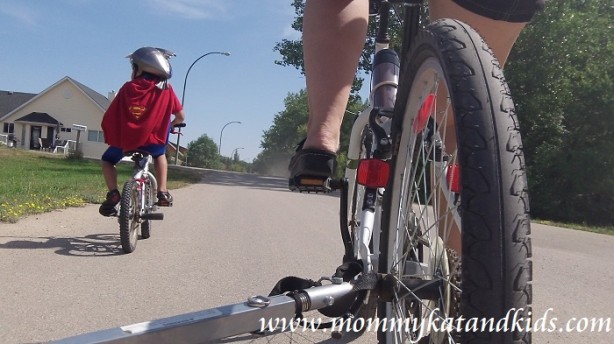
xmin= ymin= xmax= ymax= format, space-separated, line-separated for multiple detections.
xmin=231 ymin=147 xmax=244 ymax=161
xmin=176 ymin=51 xmax=231 ymax=165
xmin=219 ymin=121 xmax=241 ymax=155
xmin=181 ymin=51 xmax=231 ymax=106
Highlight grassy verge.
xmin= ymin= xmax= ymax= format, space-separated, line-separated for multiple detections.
xmin=0 ymin=146 xmax=202 ymax=223
xmin=534 ymin=219 xmax=614 ymax=236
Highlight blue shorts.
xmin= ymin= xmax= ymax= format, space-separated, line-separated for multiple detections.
xmin=101 ymin=144 xmax=166 ymax=165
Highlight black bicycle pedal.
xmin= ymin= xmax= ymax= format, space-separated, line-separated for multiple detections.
xmin=289 ymin=175 xmax=332 ymax=193
xmin=141 ymin=212 xmax=164 ymax=220
xmin=289 ymin=176 xmax=345 ymax=193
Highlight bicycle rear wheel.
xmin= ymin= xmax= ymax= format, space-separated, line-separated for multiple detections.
xmin=140 ymin=179 xmax=155 ymax=239
xmin=379 ymin=19 xmax=532 ymax=343
xmin=119 ymin=180 xmax=140 ymax=253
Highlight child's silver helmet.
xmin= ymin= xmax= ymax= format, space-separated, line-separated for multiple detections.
xmin=127 ymin=47 xmax=175 ymax=79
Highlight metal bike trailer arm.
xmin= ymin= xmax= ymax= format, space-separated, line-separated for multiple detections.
xmin=53 ymin=283 xmax=355 ymax=344
xmin=53 ymin=295 xmax=296 ymax=344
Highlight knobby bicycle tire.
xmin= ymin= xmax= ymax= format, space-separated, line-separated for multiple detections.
xmin=119 ymin=180 xmax=140 ymax=254
xmin=378 ymin=19 xmax=532 ymax=343
xmin=141 ymin=179 xmax=154 ymax=240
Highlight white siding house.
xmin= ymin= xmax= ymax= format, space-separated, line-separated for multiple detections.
xmin=0 ymin=76 xmax=112 ymax=159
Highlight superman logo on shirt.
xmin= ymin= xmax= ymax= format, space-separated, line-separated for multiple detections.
xmin=128 ymin=105 xmax=146 ymax=120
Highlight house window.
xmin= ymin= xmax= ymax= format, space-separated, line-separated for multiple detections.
xmin=2 ymin=123 xmax=14 ymax=133
xmin=88 ymin=130 xmax=105 ymax=143
xmin=60 ymin=127 xmax=72 ymax=133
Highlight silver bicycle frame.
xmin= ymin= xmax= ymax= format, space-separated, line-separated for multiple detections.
xmin=130 ymin=154 xmax=158 ymax=215
xmin=345 ymin=38 xmax=397 ymax=276
xmin=345 ymin=105 xmax=384 ymax=275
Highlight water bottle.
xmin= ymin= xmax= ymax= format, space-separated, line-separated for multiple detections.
xmin=371 ymin=48 xmax=400 ymax=110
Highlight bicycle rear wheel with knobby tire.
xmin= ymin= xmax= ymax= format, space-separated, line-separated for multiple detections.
xmin=140 ymin=179 xmax=155 ymax=240
xmin=119 ymin=180 xmax=140 ymax=253
xmin=378 ymin=19 xmax=532 ymax=343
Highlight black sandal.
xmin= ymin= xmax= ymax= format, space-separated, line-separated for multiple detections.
xmin=288 ymin=140 xmax=337 ymax=193
xmin=99 ymin=189 xmax=120 ymax=217
xmin=156 ymin=191 xmax=174 ymax=207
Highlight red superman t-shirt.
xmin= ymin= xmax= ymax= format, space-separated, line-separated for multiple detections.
xmin=101 ymin=77 xmax=182 ymax=151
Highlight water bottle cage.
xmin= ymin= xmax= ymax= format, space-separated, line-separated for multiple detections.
xmin=369 ymin=107 xmax=393 ymax=159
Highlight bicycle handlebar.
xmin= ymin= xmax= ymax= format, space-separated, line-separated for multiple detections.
xmin=171 ymin=123 xmax=186 ymax=135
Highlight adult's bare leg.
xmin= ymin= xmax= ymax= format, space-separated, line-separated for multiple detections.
xmin=302 ymin=0 xmax=369 ymax=152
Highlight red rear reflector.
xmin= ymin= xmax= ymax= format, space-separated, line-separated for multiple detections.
xmin=446 ymin=163 xmax=461 ymax=193
xmin=357 ymin=159 xmax=390 ymax=188
xmin=413 ymin=93 xmax=436 ymax=133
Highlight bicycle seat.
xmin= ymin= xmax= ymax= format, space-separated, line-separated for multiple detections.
xmin=124 ymin=149 xmax=149 ymax=160
xmin=122 ymin=150 xmax=151 ymax=166
xmin=123 ymin=149 xmax=151 ymax=156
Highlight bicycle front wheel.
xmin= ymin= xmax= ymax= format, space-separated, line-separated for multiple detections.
xmin=119 ymin=180 xmax=140 ymax=253
xmin=379 ymin=19 xmax=532 ymax=343
xmin=140 ymin=179 xmax=155 ymax=240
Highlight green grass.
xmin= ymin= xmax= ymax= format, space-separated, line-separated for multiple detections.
xmin=0 ymin=146 xmax=202 ymax=223
xmin=534 ymin=219 xmax=614 ymax=236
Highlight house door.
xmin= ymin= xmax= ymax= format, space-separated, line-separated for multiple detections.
xmin=30 ymin=126 xmax=42 ymax=149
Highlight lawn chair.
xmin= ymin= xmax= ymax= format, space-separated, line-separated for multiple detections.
xmin=53 ymin=140 xmax=70 ymax=154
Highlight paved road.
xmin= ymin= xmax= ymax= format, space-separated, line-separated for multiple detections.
xmin=0 ymin=170 xmax=612 ymax=343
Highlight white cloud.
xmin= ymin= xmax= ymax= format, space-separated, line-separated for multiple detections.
xmin=147 ymin=0 xmax=227 ymax=20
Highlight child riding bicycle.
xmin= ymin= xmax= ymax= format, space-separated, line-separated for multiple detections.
xmin=99 ymin=47 xmax=185 ymax=217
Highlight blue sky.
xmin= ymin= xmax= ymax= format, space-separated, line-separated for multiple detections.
xmin=0 ymin=0 xmax=308 ymax=162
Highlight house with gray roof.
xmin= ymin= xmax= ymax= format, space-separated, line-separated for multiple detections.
xmin=0 ymin=76 xmax=113 ymax=158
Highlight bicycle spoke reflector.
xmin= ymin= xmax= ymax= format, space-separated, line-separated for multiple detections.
xmin=413 ymin=93 xmax=436 ymax=133
xmin=446 ymin=163 xmax=461 ymax=193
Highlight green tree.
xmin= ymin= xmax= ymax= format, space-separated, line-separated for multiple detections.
xmin=187 ymin=134 xmax=223 ymax=169
xmin=507 ymin=0 xmax=613 ymax=225
xmin=261 ymin=90 xmax=310 ymax=152
xmin=220 ymin=154 xmax=250 ymax=173
xmin=252 ymin=90 xmax=309 ymax=176
xmin=252 ymin=88 xmax=366 ymax=177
